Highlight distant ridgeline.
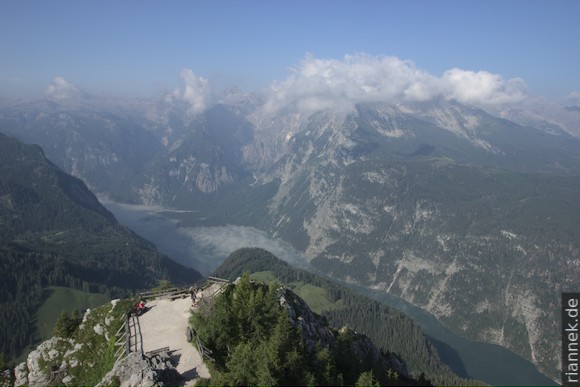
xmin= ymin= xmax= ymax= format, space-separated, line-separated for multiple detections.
xmin=0 ymin=133 xmax=202 ymax=361
xmin=212 ymin=247 xmax=485 ymax=386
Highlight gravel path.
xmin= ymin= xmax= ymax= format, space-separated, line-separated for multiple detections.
xmin=138 ymin=297 xmax=210 ymax=386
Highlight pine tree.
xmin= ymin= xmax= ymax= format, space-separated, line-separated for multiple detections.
xmin=356 ymin=370 xmax=380 ymax=387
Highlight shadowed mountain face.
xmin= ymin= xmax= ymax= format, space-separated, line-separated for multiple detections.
xmin=0 ymin=133 xmax=201 ymax=360
xmin=2 ymin=97 xmax=579 ymax=380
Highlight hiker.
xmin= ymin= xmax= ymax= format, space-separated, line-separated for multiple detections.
xmin=136 ymin=300 xmax=146 ymax=315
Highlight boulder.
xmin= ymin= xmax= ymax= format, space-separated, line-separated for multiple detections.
xmin=14 ymin=337 xmax=66 ymax=386
xmin=97 ymin=352 xmax=181 ymax=387
xmin=13 ymin=362 xmax=28 ymax=387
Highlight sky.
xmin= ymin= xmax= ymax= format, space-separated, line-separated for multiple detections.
xmin=1 ymin=0 xmax=579 ymax=104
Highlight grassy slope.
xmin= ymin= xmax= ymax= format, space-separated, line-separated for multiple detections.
xmin=35 ymin=287 xmax=109 ymax=340
xmin=251 ymin=271 xmax=343 ymax=314
xmin=13 ymin=286 xmax=109 ymax=365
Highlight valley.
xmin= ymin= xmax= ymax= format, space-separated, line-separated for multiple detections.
xmin=103 ymin=201 xmax=555 ymax=386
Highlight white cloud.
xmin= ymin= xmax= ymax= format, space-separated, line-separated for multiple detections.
xmin=565 ymin=91 xmax=580 ymax=107
xmin=262 ymin=53 xmax=529 ymax=115
xmin=44 ymin=77 xmax=81 ymax=101
xmin=167 ymin=69 xmax=212 ymax=115
xmin=441 ymin=68 xmax=527 ymax=106
xmin=181 ymin=225 xmax=309 ymax=272
xmin=164 ymin=55 xmax=529 ymax=116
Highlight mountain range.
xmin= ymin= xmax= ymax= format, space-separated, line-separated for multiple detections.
xmin=2 ymin=92 xmax=579 ymax=381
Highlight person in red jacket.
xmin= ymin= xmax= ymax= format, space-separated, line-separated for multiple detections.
xmin=136 ymin=300 xmax=146 ymax=315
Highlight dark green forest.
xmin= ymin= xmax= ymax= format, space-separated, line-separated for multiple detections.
xmin=0 ymin=133 xmax=201 ymax=361
xmin=213 ymin=247 xmax=486 ymax=386
xmin=191 ymin=273 xmax=425 ymax=386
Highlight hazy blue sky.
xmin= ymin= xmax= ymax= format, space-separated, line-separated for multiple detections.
xmin=1 ymin=0 xmax=578 ymax=101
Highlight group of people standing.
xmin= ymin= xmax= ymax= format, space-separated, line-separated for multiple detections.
xmin=189 ymin=285 xmax=203 ymax=307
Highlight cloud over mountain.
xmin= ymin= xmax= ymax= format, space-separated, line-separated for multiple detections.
xmin=441 ymin=68 xmax=527 ymax=106
xmin=165 ymin=53 xmax=529 ymax=117
xmin=262 ymin=53 xmax=528 ymax=114
xmin=167 ymin=69 xmax=212 ymax=115
xmin=44 ymin=77 xmax=81 ymax=101
xmin=565 ymin=91 xmax=580 ymax=107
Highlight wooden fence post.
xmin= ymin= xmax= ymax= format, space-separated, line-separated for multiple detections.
xmin=125 ymin=312 xmax=130 ymax=356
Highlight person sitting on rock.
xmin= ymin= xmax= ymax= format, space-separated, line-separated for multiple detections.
xmin=137 ymin=300 xmax=146 ymax=315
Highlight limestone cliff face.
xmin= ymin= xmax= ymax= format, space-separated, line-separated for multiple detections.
xmin=260 ymin=104 xmax=580 ymax=381
xmin=278 ymin=287 xmax=336 ymax=352
xmin=14 ymin=337 xmax=69 ymax=387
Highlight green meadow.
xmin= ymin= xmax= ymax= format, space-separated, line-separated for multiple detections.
xmin=250 ymin=271 xmax=344 ymax=314
xmin=35 ymin=286 xmax=108 ymax=341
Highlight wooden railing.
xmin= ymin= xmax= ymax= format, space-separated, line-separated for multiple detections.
xmin=111 ymin=277 xmax=230 ymax=362
xmin=114 ymin=316 xmax=128 ymax=361
xmin=114 ymin=311 xmax=143 ymax=362
xmin=137 ymin=276 xmax=230 ymax=301
xmin=192 ymin=328 xmax=214 ymax=362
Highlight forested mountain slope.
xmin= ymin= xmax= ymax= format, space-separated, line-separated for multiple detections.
xmin=192 ymin=271 xmax=435 ymax=386
xmin=213 ymin=247 xmax=485 ymax=386
xmin=0 ymin=133 xmax=201 ymax=361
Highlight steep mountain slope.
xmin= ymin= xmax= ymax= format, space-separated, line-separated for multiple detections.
xmin=0 ymin=100 xmax=162 ymax=201
xmin=257 ymin=104 xmax=580 ymax=380
xmin=132 ymin=103 xmax=255 ymax=206
xmin=0 ymin=133 xmax=202 ymax=361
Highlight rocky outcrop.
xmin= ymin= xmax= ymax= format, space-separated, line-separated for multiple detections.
xmin=97 ymin=352 xmax=181 ymax=387
xmin=13 ymin=299 xmax=186 ymax=387
xmin=14 ymin=337 xmax=73 ymax=387
xmin=277 ymin=286 xmax=409 ymax=379
xmin=278 ymin=287 xmax=335 ymax=352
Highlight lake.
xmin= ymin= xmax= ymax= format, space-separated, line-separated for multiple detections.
xmin=102 ymin=199 xmax=557 ymax=386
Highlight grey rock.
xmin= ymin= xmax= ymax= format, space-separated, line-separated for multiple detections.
xmin=18 ymin=337 xmax=62 ymax=386
xmin=47 ymin=349 xmax=59 ymax=361
xmin=97 ymin=352 xmax=181 ymax=387
xmin=13 ymin=362 xmax=28 ymax=387
xmin=278 ymin=288 xmax=335 ymax=353
xmin=93 ymin=323 xmax=104 ymax=336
